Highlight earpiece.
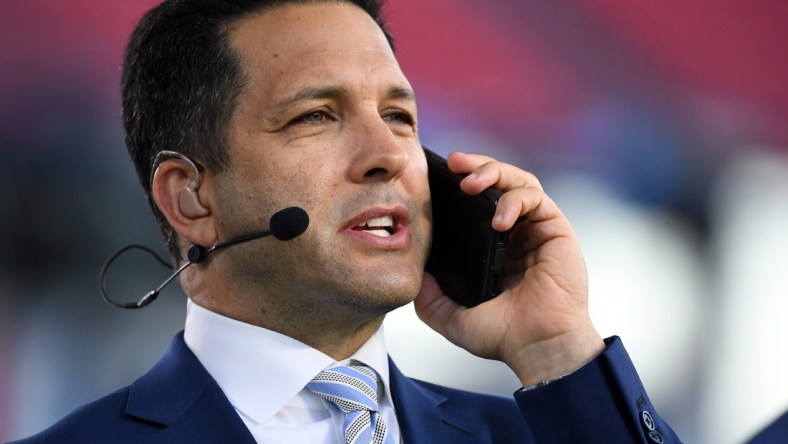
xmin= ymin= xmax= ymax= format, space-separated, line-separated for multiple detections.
xmin=152 ymin=150 xmax=209 ymax=218
xmin=187 ymin=177 xmax=201 ymax=193
xmin=151 ymin=150 xmax=204 ymax=191
xmin=178 ymin=188 xmax=209 ymax=217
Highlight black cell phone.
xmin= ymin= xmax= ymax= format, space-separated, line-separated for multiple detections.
xmin=423 ymin=147 xmax=509 ymax=308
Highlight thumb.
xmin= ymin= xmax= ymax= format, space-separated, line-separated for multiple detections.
xmin=414 ymin=273 xmax=466 ymax=344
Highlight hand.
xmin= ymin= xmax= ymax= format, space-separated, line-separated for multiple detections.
xmin=414 ymin=152 xmax=605 ymax=387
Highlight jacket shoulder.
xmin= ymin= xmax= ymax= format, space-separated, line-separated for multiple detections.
xmin=9 ymin=387 xmax=162 ymax=444
xmin=8 ymin=332 xmax=232 ymax=444
xmin=406 ymin=377 xmax=531 ymax=440
xmin=411 ymin=378 xmax=519 ymax=413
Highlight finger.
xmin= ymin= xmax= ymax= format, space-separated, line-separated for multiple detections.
xmin=445 ymin=151 xmax=496 ymax=173
xmin=489 ymin=186 xmax=564 ymax=232
xmin=458 ymin=163 xmax=543 ymax=200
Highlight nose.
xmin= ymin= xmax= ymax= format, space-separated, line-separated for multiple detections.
xmin=347 ymin=114 xmax=411 ymax=184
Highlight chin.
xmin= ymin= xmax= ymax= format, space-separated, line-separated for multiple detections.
xmin=301 ymin=240 xmax=428 ymax=313
xmin=332 ymin=272 xmax=421 ymax=314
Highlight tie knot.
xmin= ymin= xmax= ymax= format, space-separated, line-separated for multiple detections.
xmin=307 ymin=365 xmax=380 ymax=414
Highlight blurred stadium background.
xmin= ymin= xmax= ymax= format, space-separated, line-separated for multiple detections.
xmin=1 ymin=1 xmax=787 ymax=442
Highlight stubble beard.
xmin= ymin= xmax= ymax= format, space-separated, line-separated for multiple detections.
xmin=221 ymin=227 xmax=427 ymax=331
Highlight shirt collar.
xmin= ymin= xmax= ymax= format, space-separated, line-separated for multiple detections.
xmin=183 ymin=299 xmax=391 ymax=425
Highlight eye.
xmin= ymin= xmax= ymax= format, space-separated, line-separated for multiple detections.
xmin=292 ymin=110 xmax=330 ymax=125
xmin=382 ymin=110 xmax=415 ymax=126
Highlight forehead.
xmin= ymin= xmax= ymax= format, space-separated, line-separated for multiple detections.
xmin=228 ymin=3 xmax=400 ymax=87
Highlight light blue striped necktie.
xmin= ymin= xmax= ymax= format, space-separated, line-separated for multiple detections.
xmin=307 ymin=365 xmax=394 ymax=444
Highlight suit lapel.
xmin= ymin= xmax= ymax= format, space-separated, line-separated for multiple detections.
xmin=125 ymin=333 xmax=256 ymax=444
xmin=389 ymin=358 xmax=493 ymax=444
xmin=139 ymin=384 xmax=256 ymax=444
xmin=122 ymin=334 xmax=500 ymax=443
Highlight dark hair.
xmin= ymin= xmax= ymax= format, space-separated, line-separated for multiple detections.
xmin=122 ymin=0 xmax=393 ymax=260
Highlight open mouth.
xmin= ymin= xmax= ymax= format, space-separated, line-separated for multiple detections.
xmin=352 ymin=215 xmax=394 ymax=237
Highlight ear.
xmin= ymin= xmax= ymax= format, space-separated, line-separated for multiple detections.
xmin=151 ymin=158 xmax=217 ymax=250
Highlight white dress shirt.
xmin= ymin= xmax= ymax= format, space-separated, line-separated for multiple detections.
xmin=183 ymin=299 xmax=401 ymax=444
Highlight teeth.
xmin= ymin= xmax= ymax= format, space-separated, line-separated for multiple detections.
xmin=356 ymin=215 xmax=394 ymax=237
xmin=357 ymin=215 xmax=393 ymax=228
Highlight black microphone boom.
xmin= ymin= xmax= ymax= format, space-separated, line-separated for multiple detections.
xmin=100 ymin=206 xmax=310 ymax=309
xmin=187 ymin=206 xmax=309 ymax=263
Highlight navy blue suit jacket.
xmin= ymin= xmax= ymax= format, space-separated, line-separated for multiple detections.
xmin=11 ymin=334 xmax=681 ymax=443
xmin=747 ymin=411 xmax=788 ymax=443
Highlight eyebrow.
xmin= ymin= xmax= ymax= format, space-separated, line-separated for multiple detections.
xmin=386 ymin=86 xmax=417 ymax=103
xmin=272 ymin=86 xmax=349 ymax=111
xmin=272 ymin=85 xmax=417 ymax=112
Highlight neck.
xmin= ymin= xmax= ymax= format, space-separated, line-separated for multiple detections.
xmin=185 ymin=286 xmax=387 ymax=360
xmin=181 ymin=260 xmax=403 ymax=360
xmin=197 ymin=296 xmax=386 ymax=359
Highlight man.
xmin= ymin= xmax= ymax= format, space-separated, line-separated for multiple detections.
xmin=12 ymin=0 xmax=681 ymax=442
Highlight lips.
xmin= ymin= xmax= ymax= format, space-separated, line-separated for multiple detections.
xmin=342 ymin=206 xmax=411 ymax=249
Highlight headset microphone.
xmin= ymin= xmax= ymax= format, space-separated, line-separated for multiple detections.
xmin=186 ymin=206 xmax=309 ymax=263
xmin=100 ymin=206 xmax=309 ymax=309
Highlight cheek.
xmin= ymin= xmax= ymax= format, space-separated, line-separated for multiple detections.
xmin=288 ymin=158 xmax=339 ymax=198
xmin=407 ymin=151 xmax=430 ymax=192
xmin=213 ymin=175 xmax=277 ymax=240
xmin=239 ymin=146 xmax=334 ymax=197
xmin=263 ymin=162 xmax=342 ymax=230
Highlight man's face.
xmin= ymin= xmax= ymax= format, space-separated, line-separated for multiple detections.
xmin=211 ymin=2 xmax=431 ymax=317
